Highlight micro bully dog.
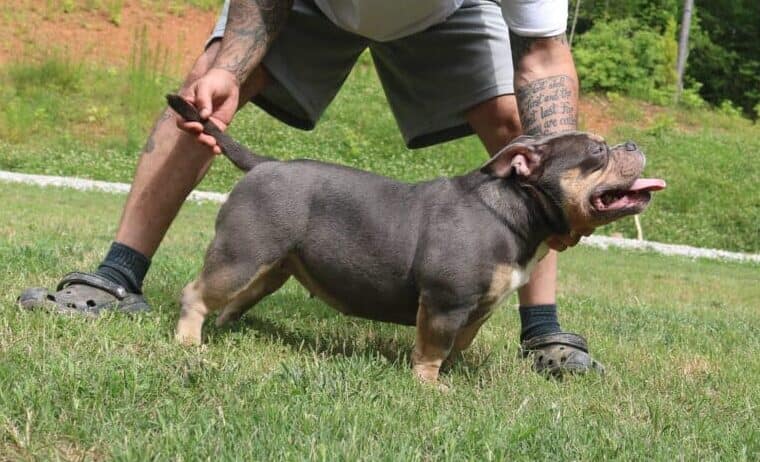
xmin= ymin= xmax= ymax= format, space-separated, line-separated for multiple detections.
xmin=167 ymin=94 xmax=665 ymax=383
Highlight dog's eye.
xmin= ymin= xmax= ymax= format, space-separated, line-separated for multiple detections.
xmin=582 ymin=145 xmax=608 ymax=172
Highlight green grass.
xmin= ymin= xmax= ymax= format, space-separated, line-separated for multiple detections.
xmin=1 ymin=50 xmax=758 ymax=252
xmin=1 ymin=183 xmax=759 ymax=460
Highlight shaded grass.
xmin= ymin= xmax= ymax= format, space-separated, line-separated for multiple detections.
xmin=1 ymin=49 xmax=758 ymax=252
xmin=1 ymin=183 xmax=759 ymax=459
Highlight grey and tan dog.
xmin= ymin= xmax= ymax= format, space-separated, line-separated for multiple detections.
xmin=167 ymin=95 xmax=665 ymax=383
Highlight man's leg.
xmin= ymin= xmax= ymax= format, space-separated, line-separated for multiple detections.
xmin=18 ymin=40 xmax=269 ymax=313
xmin=466 ymin=96 xmax=602 ymax=376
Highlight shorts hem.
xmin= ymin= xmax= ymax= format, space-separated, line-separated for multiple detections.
xmin=407 ymin=124 xmax=475 ymax=149
xmin=251 ymin=95 xmax=316 ymax=131
xmin=404 ymin=83 xmax=514 ymax=149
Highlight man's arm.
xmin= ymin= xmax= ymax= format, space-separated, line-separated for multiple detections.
xmin=213 ymin=0 xmax=293 ymax=86
xmin=511 ymin=32 xmax=587 ymax=248
xmin=178 ymin=0 xmax=293 ymax=150
xmin=510 ymin=33 xmax=578 ymax=136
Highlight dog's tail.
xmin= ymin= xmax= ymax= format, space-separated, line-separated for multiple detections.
xmin=165 ymin=94 xmax=273 ymax=172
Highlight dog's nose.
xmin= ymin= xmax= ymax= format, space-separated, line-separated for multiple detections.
xmin=624 ymin=141 xmax=638 ymax=151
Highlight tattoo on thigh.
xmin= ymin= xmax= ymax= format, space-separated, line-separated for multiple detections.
xmin=516 ymin=75 xmax=577 ymax=136
xmin=142 ymin=111 xmax=173 ymax=154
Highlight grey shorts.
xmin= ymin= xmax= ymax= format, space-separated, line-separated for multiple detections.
xmin=209 ymin=0 xmax=513 ymax=149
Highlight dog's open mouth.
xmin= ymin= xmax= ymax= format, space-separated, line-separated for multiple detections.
xmin=591 ymin=178 xmax=666 ymax=213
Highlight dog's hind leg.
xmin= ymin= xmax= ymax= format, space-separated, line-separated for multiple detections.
xmin=176 ymin=277 xmax=216 ymax=345
xmin=214 ymin=263 xmax=290 ymax=327
xmin=176 ymin=257 xmax=290 ymax=345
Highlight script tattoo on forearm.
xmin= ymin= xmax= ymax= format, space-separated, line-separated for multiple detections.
xmin=510 ymin=34 xmax=577 ymax=136
xmin=213 ymin=0 xmax=293 ymax=84
xmin=516 ymin=75 xmax=577 ymax=135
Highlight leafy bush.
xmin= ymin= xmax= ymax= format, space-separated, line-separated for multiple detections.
xmin=574 ymin=18 xmax=678 ymax=104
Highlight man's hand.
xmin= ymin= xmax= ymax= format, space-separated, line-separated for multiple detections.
xmin=177 ymin=68 xmax=240 ymax=154
xmin=174 ymin=0 xmax=293 ymax=154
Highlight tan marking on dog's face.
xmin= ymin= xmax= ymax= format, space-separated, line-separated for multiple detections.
xmin=588 ymin=133 xmax=605 ymax=143
xmin=559 ymin=146 xmax=646 ymax=230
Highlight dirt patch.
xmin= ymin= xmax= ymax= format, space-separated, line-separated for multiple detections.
xmin=0 ymin=2 xmax=218 ymax=74
xmin=578 ymin=97 xmax=616 ymax=136
xmin=579 ymin=95 xmax=667 ymax=137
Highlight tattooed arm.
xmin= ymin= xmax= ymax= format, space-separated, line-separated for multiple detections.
xmin=178 ymin=0 xmax=293 ymax=151
xmin=510 ymin=32 xmax=578 ymax=136
xmin=511 ymin=32 xmax=585 ymax=249
xmin=213 ymin=0 xmax=293 ymax=85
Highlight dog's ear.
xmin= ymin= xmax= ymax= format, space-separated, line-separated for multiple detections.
xmin=480 ymin=136 xmax=542 ymax=178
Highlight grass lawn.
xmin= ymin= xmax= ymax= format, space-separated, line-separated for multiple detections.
xmin=2 ymin=183 xmax=758 ymax=460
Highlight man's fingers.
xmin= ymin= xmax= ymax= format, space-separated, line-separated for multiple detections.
xmin=194 ymin=81 xmax=214 ymax=120
xmin=196 ymin=133 xmax=218 ymax=148
xmin=178 ymin=120 xmax=204 ymax=134
xmin=208 ymin=116 xmax=228 ymax=133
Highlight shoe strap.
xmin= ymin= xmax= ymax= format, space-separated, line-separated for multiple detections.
xmin=521 ymin=332 xmax=589 ymax=353
xmin=57 ymin=272 xmax=128 ymax=300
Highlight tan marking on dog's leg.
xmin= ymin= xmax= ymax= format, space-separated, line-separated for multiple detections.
xmin=412 ymin=302 xmax=459 ymax=384
xmin=453 ymin=315 xmax=490 ymax=353
xmin=176 ymin=279 xmax=210 ymax=345
xmin=442 ymin=315 xmax=491 ymax=371
xmin=481 ymin=264 xmax=516 ymax=306
xmin=215 ymin=264 xmax=289 ymax=327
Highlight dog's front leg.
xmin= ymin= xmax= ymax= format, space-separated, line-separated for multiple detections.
xmin=412 ymin=300 xmax=469 ymax=384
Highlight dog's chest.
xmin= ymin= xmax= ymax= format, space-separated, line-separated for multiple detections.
xmin=479 ymin=243 xmax=550 ymax=310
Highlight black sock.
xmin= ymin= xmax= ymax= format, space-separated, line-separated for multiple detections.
xmin=96 ymin=242 xmax=151 ymax=294
xmin=519 ymin=304 xmax=561 ymax=342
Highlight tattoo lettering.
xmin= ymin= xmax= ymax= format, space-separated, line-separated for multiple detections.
xmin=509 ymin=32 xmax=568 ymax=66
xmin=142 ymin=111 xmax=173 ymax=154
xmin=516 ymin=75 xmax=577 ymax=136
xmin=214 ymin=0 xmax=293 ymax=83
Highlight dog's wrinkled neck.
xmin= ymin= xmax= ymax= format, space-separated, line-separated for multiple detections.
xmin=463 ymin=172 xmax=569 ymax=258
xmin=514 ymin=177 xmax=570 ymax=237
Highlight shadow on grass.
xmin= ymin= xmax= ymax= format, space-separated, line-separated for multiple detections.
xmin=198 ymin=292 xmax=501 ymax=380
xmin=203 ymin=293 xmax=412 ymax=366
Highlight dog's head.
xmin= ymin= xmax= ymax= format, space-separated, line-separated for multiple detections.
xmin=480 ymin=131 xmax=666 ymax=234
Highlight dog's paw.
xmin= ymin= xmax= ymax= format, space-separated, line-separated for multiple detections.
xmin=175 ymin=329 xmax=202 ymax=346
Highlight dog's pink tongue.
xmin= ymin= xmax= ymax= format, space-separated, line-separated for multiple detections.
xmin=629 ymin=178 xmax=666 ymax=192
